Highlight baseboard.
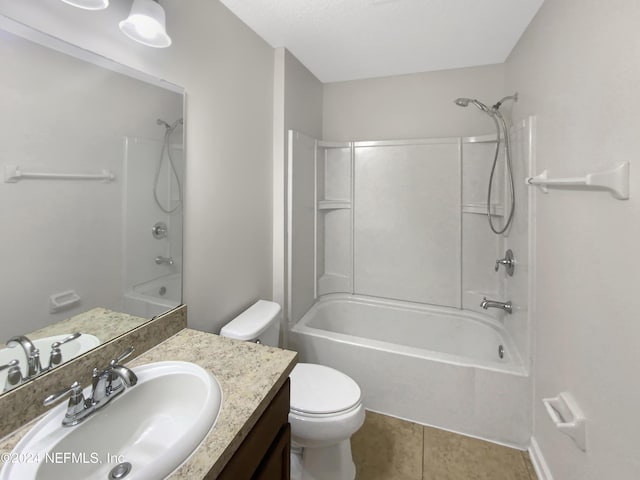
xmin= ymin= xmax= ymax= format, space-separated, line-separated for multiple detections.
xmin=529 ymin=437 xmax=554 ymax=480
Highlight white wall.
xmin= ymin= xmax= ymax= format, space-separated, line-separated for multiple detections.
xmin=323 ymin=64 xmax=505 ymax=141
xmin=506 ymin=1 xmax=640 ymax=478
xmin=0 ymin=29 xmax=180 ymax=339
xmin=0 ymin=0 xmax=276 ymax=333
xmin=272 ymin=48 xmax=323 ymax=326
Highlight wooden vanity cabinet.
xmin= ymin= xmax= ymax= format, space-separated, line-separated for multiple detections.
xmin=215 ymin=379 xmax=291 ymax=480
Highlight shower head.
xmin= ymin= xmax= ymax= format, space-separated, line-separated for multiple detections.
xmin=157 ymin=118 xmax=184 ymax=130
xmin=454 ymin=97 xmax=491 ymax=113
xmin=492 ymin=92 xmax=518 ymax=111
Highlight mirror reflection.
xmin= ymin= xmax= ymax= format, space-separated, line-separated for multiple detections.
xmin=0 ymin=25 xmax=184 ymax=393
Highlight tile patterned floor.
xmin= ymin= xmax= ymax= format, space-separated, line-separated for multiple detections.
xmin=352 ymin=411 xmax=537 ymax=480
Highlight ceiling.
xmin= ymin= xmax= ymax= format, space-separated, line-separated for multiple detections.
xmin=219 ymin=0 xmax=544 ymax=83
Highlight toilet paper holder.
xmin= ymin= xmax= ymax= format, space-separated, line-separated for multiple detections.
xmin=542 ymin=392 xmax=586 ymax=452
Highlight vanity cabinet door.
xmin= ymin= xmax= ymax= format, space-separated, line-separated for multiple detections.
xmin=215 ymin=379 xmax=290 ymax=479
xmin=253 ymin=423 xmax=290 ymax=480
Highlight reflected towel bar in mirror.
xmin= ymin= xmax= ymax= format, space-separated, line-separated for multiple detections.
xmin=4 ymin=165 xmax=115 ymax=183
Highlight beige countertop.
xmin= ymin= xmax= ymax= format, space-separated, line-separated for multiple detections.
xmin=5 ymin=307 xmax=149 ymax=347
xmin=0 ymin=328 xmax=298 ymax=479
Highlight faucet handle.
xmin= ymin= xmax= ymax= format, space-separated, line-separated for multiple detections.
xmin=110 ymin=346 xmax=134 ymax=367
xmin=49 ymin=333 xmax=83 ymax=369
xmin=0 ymin=359 xmax=19 ymax=373
xmin=50 ymin=332 xmax=81 ymax=350
xmin=494 ymin=249 xmax=515 ymax=276
xmin=44 ymin=381 xmax=91 ymax=426
xmin=44 ymin=381 xmax=84 ymax=407
xmin=1 ymin=360 xmax=23 ymax=391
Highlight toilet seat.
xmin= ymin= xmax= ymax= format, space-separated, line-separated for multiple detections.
xmin=290 ymin=363 xmax=362 ymax=416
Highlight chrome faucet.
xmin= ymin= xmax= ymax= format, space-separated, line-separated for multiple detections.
xmin=91 ymin=347 xmax=138 ymax=404
xmin=43 ymin=346 xmax=138 ymax=427
xmin=6 ymin=335 xmax=42 ymax=377
xmin=155 ymin=255 xmax=174 ymax=265
xmin=480 ymin=297 xmax=513 ymax=314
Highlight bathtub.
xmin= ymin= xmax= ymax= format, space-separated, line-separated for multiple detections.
xmin=289 ymin=294 xmax=531 ymax=448
xmin=123 ymin=273 xmax=181 ymax=319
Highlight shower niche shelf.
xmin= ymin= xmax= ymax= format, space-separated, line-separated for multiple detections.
xmin=318 ymin=200 xmax=351 ymax=210
xmin=462 ymin=203 xmax=504 ymax=217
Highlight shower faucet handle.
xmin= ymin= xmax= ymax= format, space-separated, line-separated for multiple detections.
xmin=495 ymin=249 xmax=515 ymax=276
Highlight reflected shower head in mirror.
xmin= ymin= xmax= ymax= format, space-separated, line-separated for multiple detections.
xmin=157 ymin=118 xmax=183 ymax=130
xmin=454 ymin=97 xmax=491 ymax=113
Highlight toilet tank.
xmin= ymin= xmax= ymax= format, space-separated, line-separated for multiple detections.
xmin=219 ymin=300 xmax=281 ymax=347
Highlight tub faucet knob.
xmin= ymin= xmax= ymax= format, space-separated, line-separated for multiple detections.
xmin=494 ymin=249 xmax=515 ymax=276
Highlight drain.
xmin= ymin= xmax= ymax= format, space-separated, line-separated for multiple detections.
xmin=109 ymin=462 xmax=132 ymax=479
xmin=498 ymin=344 xmax=505 ymax=359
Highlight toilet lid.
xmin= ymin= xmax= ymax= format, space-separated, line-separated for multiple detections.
xmin=290 ymin=363 xmax=362 ymax=415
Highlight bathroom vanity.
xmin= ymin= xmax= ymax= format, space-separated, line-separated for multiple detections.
xmin=216 ymin=379 xmax=291 ymax=479
xmin=0 ymin=323 xmax=297 ymax=479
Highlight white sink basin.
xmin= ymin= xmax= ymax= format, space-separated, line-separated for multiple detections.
xmin=0 ymin=334 xmax=101 ymax=390
xmin=0 ymin=361 xmax=222 ymax=480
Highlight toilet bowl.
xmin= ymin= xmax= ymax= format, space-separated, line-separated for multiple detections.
xmin=288 ymin=363 xmax=365 ymax=480
xmin=220 ymin=300 xmax=364 ymax=480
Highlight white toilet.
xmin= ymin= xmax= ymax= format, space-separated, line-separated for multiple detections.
xmin=220 ymin=300 xmax=365 ymax=480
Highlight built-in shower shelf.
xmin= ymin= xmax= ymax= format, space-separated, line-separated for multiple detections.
xmin=462 ymin=203 xmax=504 ymax=217
xmin=318 ymin=200 xmax=351 ymax=210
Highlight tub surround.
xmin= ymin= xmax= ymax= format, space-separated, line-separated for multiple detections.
xmin=290 ymin=295 xmax=531 ymax=448
xmin=0 ymin=306 xmax=186 ymax=438
xmin=1 ymin=307 xmax=148 ymax=349
xmin=0 ymin=326 xmax=297 ymax=479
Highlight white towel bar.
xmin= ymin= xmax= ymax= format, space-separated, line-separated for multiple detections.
xmin=4 ymin=165 xmax=115 ymax=183
xmin=526 ymin=162 xmax=629 ymax=200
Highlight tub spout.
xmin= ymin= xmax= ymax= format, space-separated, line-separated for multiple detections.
xmin=480 ymin=297 xmax=512 ymax=314
xmin=155 ymin=256 xmax=174 ymax=265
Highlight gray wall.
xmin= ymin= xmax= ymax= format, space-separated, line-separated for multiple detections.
xmin=506 ymin=0 xmax=640 ymax=478
xmin=322 ymin=64 xmax=505 ymax=141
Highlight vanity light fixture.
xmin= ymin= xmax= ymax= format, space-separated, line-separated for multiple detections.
xmin=60 ymin=0 xmax=109 ymax=10
xmin=119 ymin=0 xmax=172 ymax=48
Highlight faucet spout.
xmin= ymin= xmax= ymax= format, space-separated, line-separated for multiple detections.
xmin=109 ymin=365 xmax=138 ymax=387
xmin=7 ymin=335 xmax=35 ymax=355
xmin=7 ymin=335 xmax=42 ymax=377
xmin=155 ymin=255 xmax=174 ymax=265
xmin=480 ymin=297 xmax=513 ymax=314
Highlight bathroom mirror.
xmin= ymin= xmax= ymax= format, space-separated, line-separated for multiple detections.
xmin=0 ymin=18 xmax=184 ymax=393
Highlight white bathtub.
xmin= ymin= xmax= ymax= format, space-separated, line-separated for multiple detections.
xmin=289 ymin=294 xmax=531 ymax=447
xmin=123 ymin=273 xmax=181 ymax=318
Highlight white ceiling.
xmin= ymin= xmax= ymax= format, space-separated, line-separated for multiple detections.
xmin=219 ymin=0 xmax=544 ymax=83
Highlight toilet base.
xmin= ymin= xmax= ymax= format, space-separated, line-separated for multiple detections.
xmin=290 ymin=440 xmax=356 ymax=480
